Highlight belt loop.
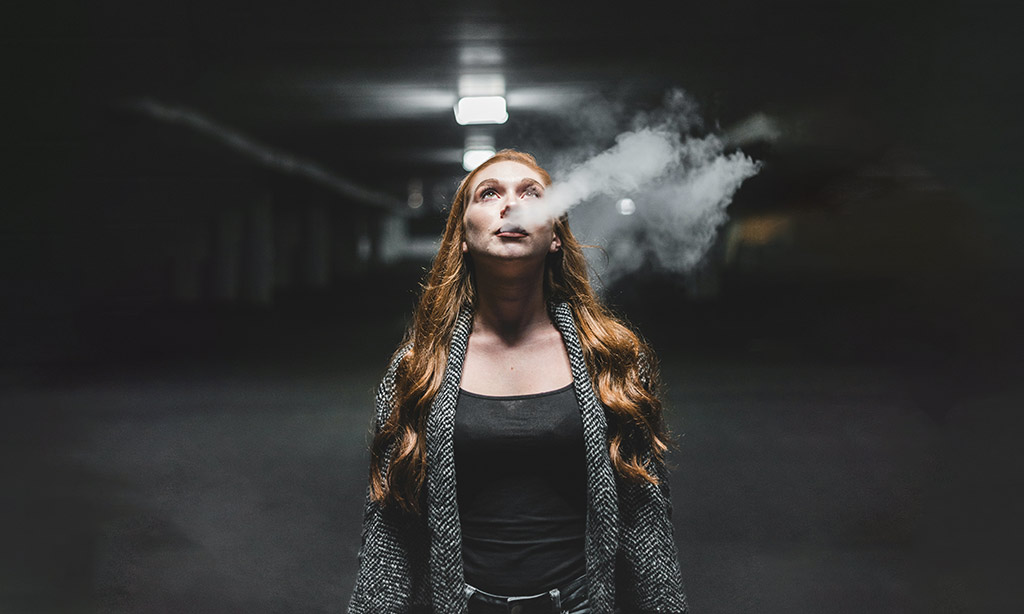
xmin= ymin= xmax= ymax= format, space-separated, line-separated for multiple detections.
xmin=549 ymin=587 xmax=561 ymax=612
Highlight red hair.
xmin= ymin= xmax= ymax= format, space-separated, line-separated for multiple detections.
xmin=370 ymin=149 xmax=671 ymax=513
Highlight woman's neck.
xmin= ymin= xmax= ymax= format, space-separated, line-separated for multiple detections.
xmin=472 ymin=262 xmax=550 ymax=343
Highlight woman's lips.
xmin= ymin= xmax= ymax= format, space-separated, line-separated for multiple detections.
xmin=495 ymin=224 xmax=528 ymax=237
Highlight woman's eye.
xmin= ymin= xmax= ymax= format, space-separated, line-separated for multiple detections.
xmin=480 ymin=189 xmax=498 ymax=199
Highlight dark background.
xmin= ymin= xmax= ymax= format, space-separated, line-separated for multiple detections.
xmin=2 ymin=1 xmax=1022 ymax=612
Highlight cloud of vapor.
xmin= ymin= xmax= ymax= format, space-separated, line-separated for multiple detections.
xmin=520 ymin=128 xmax=680 ymax=225
xmin=510 ymin=89 xmax=762 ymax=285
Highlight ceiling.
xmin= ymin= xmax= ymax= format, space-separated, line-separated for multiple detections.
xmin=10 ymin=1 xmax=1018 ymax=221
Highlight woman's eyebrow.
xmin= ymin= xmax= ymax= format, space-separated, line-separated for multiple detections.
xmin=474 ymin=179 xmax=501 ymax=191
xmin=473 ymin=178 xmax=543 ymax=195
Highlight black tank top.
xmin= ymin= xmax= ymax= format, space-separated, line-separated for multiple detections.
xmin=453 ymin=383 xmax=587 ymax=595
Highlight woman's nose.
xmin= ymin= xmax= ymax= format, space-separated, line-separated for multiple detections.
xmin=500 ymin=195 xmax=519 ymax=217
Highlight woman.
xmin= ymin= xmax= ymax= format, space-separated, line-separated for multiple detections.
xmin=348 ymin=150 xmax=688 ymax=613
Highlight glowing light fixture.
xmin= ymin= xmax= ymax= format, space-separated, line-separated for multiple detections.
xmin=463 ymin=134 xmax=496 ymax=171
xmin=455 ymin=96 xmax=508 ymax=125
xmin=617 ymin=198 xmax=636 ymax=215
xmin=463 ymin=146 xmax=496 ymax=171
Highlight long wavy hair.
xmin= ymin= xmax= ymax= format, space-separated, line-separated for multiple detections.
xmin=369 ymin=149 xmax=671 ymax=514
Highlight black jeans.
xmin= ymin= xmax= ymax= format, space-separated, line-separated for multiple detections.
xmin=465 ymin=574 xmax=589 ymax=614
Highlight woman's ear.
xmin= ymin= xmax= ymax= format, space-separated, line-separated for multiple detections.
xmin=462 ymin=241 xmax=468 ymax=254
xmin=550 ymin=236 xmax=562 ymax=253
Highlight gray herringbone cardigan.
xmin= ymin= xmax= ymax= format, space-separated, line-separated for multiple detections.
xmin=348 ymin=302 xmax=688 ymax=613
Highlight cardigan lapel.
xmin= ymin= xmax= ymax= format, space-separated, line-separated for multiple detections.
xmin=425 ymin=305 xmax=474 ymax=612
xmin=550 ymin=301 xmax=619 ymax=614
xmin=424 ymin=302 xmax=619 ymax=614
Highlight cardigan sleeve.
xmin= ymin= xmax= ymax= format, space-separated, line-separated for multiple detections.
xmin=347 ymin=346 xmax=431 ymax=614
xmin=615 ymin=351 xmax=689 ymax=613
xmin=615 ymin=449 xmax=689 ymax=613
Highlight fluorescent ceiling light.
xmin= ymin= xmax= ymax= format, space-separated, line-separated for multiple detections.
xmin=463 ymin=147 xmax=496 ymax=171
xmin=455 ymin=96 xmax=508 ymax=125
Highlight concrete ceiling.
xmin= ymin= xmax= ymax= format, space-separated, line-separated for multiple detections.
xmin=9 ymin=1 xmax=1021 ymax=227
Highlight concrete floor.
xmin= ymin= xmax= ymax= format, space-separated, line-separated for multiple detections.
xmin=1 ymin=302 xmax=1021 ymax=613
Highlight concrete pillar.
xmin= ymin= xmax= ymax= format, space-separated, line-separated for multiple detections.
xmin=302 ymin=200 xmax=331 ymax=288
xmin=274 ymin=206 xmax=300 ymax=291
xmin=211 ymin=205 xmax=243 ymax=301
xmin=366 ymin=213 xmax=382 ymax=267
xmin=169 ymin=222 xmax=209 ymax=303
xmin=379 ymin=214 xmax=407 ymax=264
xmin=684 ymin=259 xmax=722 ymax=300
xmin=242 ymin=192 xmax=274 ymax=304
xmin=332 ymin=203 xmax=363 ymax=275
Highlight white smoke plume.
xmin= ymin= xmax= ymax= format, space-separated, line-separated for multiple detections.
xmin=510 ymin=89 xmax=762 ymax=285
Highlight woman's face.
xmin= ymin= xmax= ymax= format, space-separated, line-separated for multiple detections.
xmin=461 ymin=160 xmax=561 ymax=263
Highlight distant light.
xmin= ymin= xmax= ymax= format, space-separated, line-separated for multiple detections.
xmin=463 ymin=147 xmax=496 ymax=171
xmin=407 ymin=179 xmax=424 ymax=209
xmin=459 ymin=47 xmax=504 ymax=66
xmin=455 ymin=96 xmax=508 ymax=125
xmin=617 ymin=198 xmax=636 ymax=215
xmin=459 ymin=74 xmax=506 ymax=97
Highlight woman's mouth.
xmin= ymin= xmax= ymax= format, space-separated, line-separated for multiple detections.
xmin=495 ymin=224 xmax=528 ymax=238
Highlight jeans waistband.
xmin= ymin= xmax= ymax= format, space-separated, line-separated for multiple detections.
xmin=465 ymin=574 xmax=587 ymax=614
